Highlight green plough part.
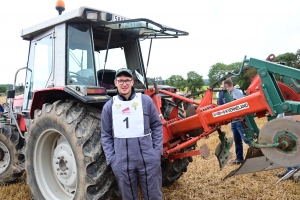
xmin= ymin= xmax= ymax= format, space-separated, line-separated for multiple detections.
xmin=0 ymin=115 xmax=6 ymax=122
xmin=215 ymin=130 xmax=233 ymax=169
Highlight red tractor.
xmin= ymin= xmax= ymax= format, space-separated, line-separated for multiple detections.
xmin=0 ymin=2 xmax=300 ymax=200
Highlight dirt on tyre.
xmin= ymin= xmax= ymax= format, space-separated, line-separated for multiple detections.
xmin=0 ymin=124 xmax=25 ymax=185
xmin=160 ymin=99 xmax=194 ymax=186
xmin=25 ymin=100 xmax=120 ymax=200
xmin=161 ymin=157 xmax=191 ymax=186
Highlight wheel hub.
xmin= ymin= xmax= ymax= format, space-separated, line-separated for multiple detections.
xmin=277 ymin=133 xmax=296 ymax=151
xmin=0 ymin=147 xmax=4 ymax=161
xmin=52 ymin=136 xmax=77 ymax=193
xmin=0 ymin=141 xmax=10 ymax=174
xmin=58 ymin=157 xmax=67 ymax=172
xmin=34 ymin=129 xmax=77 ymax=199
xmin=259 ymin=118 xmax=300 ymax=167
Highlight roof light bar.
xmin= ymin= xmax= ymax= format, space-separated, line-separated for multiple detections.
xmin=85 ymin=11 xmax=99 ymax=21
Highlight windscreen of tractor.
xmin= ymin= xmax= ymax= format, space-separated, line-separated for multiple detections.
xmin=92 ymin=18 xmax=189 ymax=89
xmin=67 ymin=24 xmax=97 ymax=86
xmin=92 ymin=28 xmax=146 ymax=89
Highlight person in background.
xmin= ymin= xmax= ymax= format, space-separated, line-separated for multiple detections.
xmin=234 ymin=84 xmax=244 ymax=96
xmin=224 ymin=78 xmax=252 ymax=165
xmin=217 ymin=82 xmax=226 ymax=106
xmin=183 ymin=90 xmax=193 ymax=111
xmin=172 ymin=88 xmax=183 ymax=109
xmin=0 ymin=104 xmax=4 ymax=118
xmin=101 ymin=68 xmax=163 ymax=200
xmin=172 ymin=88 xmax=181 ymax=104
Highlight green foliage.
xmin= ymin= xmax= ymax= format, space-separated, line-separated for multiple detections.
xmin=166 ymin=75 xmax=186 ymax=91
xmin=227 ymin=62 xmax=241 ymax=72
xmin=147 ymin=76 xmax=166 ymax=85
xmin=0 ymin=83 xmax=24 ymax=94
xmin=0 ymin=86 xmax=7 ymax=93
xmin=274 ymin=52 xmax=297 ymax=68
xmin=208 ymin=62 xmax=238 ymax=85
xmin=229 ymin=62 xmax=252 ymax=90
xmin=185 ymin=71 xmax=204 ymax=93
xmin=295 ymin=49 xmax=300 ymax=69
xmin=149 ymin=49 xmax=300 ymax=93
xmin=167 ymin=71 xmax=205 ymax=93
xmin=208 ymin=63 xmax=226 ymax=84
xmin=16 ymin=83 xmax=25 ymax=93
xmin=272 ymin=50 xmax=300 ymax=80
xmin=208 ymin=61 xmax=254 ymax=91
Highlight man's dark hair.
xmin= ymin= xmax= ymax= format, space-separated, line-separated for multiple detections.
xmin=224 ymin=78 xmax=233 ymax=87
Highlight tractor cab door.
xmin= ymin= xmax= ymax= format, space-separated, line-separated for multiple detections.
xmin=23 ymin=30 xmax=54 ymax=111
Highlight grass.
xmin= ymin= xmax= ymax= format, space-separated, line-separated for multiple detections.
xmin=0 ymin=96 xmax=299 ymax=199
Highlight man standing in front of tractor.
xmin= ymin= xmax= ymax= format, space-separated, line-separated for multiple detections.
xmin=101 ymin=68 xmax=163 ymax=200
xmin=224 ymin=78 xmax=252 ymax=165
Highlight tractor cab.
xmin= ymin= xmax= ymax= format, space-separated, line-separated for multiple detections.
xmin=20 ymin=7 xmax=188 ymax=112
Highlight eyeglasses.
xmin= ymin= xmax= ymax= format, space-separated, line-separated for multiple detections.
xmin=116 ymin=79 xmax=132 ymax=85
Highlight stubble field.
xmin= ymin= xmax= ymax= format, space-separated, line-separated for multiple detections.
xmin=0 ymin=96 xmax=5 ymax=103
xmin=0 ymin=96 xmax=299 ymax=199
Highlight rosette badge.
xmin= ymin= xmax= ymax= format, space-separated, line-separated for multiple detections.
xmin=132 ymin=102 xmax=138 ymax=110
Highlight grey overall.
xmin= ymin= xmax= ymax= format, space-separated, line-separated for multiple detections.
xmin=101 ymin=91 xmax=163 ymax=200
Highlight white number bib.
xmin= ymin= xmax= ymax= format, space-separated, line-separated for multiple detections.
xmin=112 ymin=93 xmax=145 ymax=138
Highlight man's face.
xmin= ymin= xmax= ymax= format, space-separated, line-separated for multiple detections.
xmin=187 ymin=91 xmax=191 ymax=95
xmin=114 ymin=75 xmax=134 ymax=96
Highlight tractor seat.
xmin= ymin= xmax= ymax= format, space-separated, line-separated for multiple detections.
xmin=97 ymin=69 xmax=116 ymax=89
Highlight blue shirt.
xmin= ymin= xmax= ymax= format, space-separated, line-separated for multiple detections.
xmin=217 ymin=91 xmax=225 ymax=105
xmin=230 ymin=87 xmax=243 ymax=100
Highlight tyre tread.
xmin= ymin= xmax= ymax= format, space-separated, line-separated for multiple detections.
xmin=26 ymin=100 xmax=120 ymax=200
xmin=0 ymin=125 xmax=25 ymax=185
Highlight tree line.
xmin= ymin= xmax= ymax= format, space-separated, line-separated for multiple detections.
xmin=0 ymin=83 xmax=24 ymax=93
xmin=147 ymin=72 xmax=206 ymax=94
xmin=157 ymin=49 xmax=300 ymax=93
xmin=208 ymin=49 xmax=300 ymax=91
xmin=1 ymin=49 xmax=299 ymax=95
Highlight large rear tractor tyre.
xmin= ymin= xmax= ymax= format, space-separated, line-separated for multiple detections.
xmin=160 ymin=99 xmax=194 ymax=186
xmin=161 ymin=157 xmax=191 ymax=186
xmin=0 ymin=124 xmax=25 ymax=184
xmin=25 ymin=100 xmax=120 ymax=200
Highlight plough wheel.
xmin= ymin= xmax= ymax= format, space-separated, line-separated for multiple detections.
xmin=259 ymin=118 xmax=300 ymax=167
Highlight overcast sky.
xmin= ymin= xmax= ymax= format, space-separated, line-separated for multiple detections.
xmin=1 ymin=0 xmax=300 ymax=84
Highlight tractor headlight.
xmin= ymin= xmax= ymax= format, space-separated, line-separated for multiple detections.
xmin=85 ymin=11 xmax=99 ymax=21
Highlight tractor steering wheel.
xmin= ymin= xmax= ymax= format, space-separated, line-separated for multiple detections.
xmin=69 ymin=72 xmax=89 ymax=84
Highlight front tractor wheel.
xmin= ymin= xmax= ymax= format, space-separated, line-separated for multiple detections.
xmin=25 ymin=100 xmax=120 ymax=200
xmin=0 ymin=125 xmax=24 ymax=184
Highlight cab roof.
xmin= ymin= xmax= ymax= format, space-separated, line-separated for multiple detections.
xmin=21 ymin=6 xmax=188 ymax=40
xmin=21 ymin=7 xmax=119 ymax=40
